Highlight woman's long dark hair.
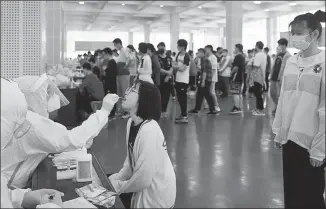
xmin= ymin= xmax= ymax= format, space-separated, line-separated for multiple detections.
xmin=289 ymin=10 xmax=325 ymax=40
xmin=135 ymin=80 xmax=161 ymax=121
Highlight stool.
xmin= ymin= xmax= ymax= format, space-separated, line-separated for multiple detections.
xmin=90 ymin=101 xmax=108 ymax=129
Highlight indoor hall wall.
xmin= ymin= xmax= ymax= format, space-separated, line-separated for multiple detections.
xmin=1 ymin=1 xmax=46 ymax=79
xmin=66 ymin=31 xmax=128 ymax=58
xmin=242 ymin=19 xmax=267 ymax=53
xmin=134 ymin=31 xmax=221 ymax=53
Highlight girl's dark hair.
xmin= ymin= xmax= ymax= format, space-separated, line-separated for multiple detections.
xmin=138 ymin=42 xmax=147 ymax=53
xmin=92 ymin=66 xmax=101 ymax=80
xmin=103 ymin=47 xmax=112 ymax=55
xmin=135 ymin=80 xmax=161 ymax=121
xmin=289 ymin=10 xmax=325 ymax=39
xmin=127 ymin=45 xmax=135 ymax=52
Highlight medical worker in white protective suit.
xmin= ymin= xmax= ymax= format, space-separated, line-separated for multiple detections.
xmin=1 ymin=78 xmax=63 ymax=208
xmin=1 ymin=74 xmax=119 ymax=189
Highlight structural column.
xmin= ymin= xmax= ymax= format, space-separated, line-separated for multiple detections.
xmin=189 ymin=32 xmax=194 ymax=50
xmin=225 ymin=1 xmax=243 ymax=54
xmin=128 ymin=31 xmax=133 ymax=45
xmin=219 ymin=27 xmax=226 ymax=48
xmin=46 ymin=1 xmax=63 ymax=67
xmin=266 ymin=17 xmax=278 ymax=53
xmin=62 ymin=24 xmax=67 ymax=62
xmin=170 ymin=13 xmax=180 ymax=52
xmin=144 ymin=24 xmax=150 ymax=43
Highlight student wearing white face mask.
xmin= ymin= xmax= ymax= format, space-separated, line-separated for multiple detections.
xmin=272 ymin=10 xmax=325 ymax=209
xmin=108 ymin=80 xmax=176 ymax=208
xmin=1 ymin=75 xmax=119 ymax=189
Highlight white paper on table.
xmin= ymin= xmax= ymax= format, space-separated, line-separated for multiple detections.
xmin=52 ymin=148 xmax=87 ymax=162
xmin=63 ymin=197 xmax=97 ymax=208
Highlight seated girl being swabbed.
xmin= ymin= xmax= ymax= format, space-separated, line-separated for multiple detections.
xmin=108 ymin=80 xmax=176 ymax=208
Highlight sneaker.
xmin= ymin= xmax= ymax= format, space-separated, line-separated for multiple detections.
xmin=160 ymin=112 xmax=168 ymax=119
xmin=207 ymin=110 xmax=218 ymax=115
xmin=229 ymin=106 xmax=242 ymax=114
xmin=252 ymin=110 xmax=265 ymax=116
xmin=215 ymin=106 xmax=221 ymax=113
xmin=172 ymin=97 xmax=176 ymax=101
xmin=188 ymin=109 xmax=199 ymax=114
xmin=122 ymin=112 xmax=130 ymax=119
xmin=175 ymin=116 xmax=188 ymax=124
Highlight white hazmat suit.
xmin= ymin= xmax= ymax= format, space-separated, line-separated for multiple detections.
xmin=0 ymin=79 xmax=61 ymax=208
xmin=1 ymin=76 xmax=119 ymax=189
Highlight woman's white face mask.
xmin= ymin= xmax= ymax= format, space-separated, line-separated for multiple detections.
xmin=47 ymin=94 xmax=61 ymax=112
xmin=291 ymin=29 xmax=317 ymax=51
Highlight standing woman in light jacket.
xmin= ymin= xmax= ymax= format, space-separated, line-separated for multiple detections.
xmin=108 ymin=80 xmax=176 ymax=208
xmin=272 ymin=10 xmax=325 ymax=209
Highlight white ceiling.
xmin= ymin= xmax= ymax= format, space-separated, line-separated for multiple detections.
xmin=63 ymin=1 xmax=325 ymax=32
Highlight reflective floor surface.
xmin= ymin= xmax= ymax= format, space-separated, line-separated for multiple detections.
xmin=91 ymin=93 xmax=285 ymax=208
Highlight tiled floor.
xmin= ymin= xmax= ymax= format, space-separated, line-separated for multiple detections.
xmin=91 ymin=93 xmax=285 ymax=208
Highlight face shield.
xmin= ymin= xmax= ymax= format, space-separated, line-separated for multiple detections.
xmin=1 ymin=78 xmax=29 ymax=150
xmin=15 ymin=74 xmax=69 ymax=118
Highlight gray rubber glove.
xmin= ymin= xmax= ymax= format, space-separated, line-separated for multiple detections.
xmin=101 ymin=93 xmax=119 ymax=113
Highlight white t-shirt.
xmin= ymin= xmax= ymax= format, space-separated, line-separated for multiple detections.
xmin=116 ymin=47 xmax=130 ymax=63
xmin=137 ymin=54 xmax=152 ymax=76
xmin=175 ymin=53 xmax=190 ymax=84
xmin=208 ymin=54 xmax=218 ymax=82
xmin=253 ymin=51 xmax=267 ymax=75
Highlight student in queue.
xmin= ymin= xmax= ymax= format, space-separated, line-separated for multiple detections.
xmin=272 ymin=10 xmax=325 ymax=209
xmin=173 ymin=39 xmax=191 ymax=124
xmin=108 ymin=80 xmax=176 ymax=208
xmin=147 ymin=43 xmax=161 ymax=86
xmin=157 ymin=42 xmax=174 ymax=118
xmin=2 ymin=76 xmax=119 ymax=189
xmin=269 ymin=38 xmax=291 ymax=115
xmin=78 ymin=62 xmax=105 ymax=115
xmin=137 ymin=42 xmax=153 ymax=83
xmin=103 ymin=47 xmax=118 ymax=120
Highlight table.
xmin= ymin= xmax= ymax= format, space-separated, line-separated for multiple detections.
xmin=56 ymin=88 xmax=79 ymax=127
xmin=31 ymin=150 xmax=125 ymax=208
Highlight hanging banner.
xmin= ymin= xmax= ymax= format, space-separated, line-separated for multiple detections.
xmin=74 ymin=41 xmax=114 ymax=51
xmin=280 ymin=28 xmax=325 ymax=48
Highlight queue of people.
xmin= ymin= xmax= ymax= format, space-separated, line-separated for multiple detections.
xmin=1 ymin=9 xmax=325 ymax=209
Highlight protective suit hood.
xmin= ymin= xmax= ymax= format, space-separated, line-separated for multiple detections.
xmin=15 ymin=74 xmax=69 ymax=117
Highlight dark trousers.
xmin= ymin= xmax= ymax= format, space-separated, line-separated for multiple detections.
xmin=242 ymin=73 xmax=248 ymax=94
xmin=253 ymin=82 xmax=264 ymax=110
xmin=189 ymin=76 xmax=196 ymax=91
xmin=218 ymin=75 xmax=230 ymax=97
xmin=264 ymin=72 xmax=270 ymax=92
xmin=195 ymin=81 xmax=216 ymax=112
xmin=282 ymin=141 xmax=325 ymax=209
xmin=175 ymin=82 xmax=188 ymax=117
xmin=160 ymin=79 xmax=173 ymax=112
xmin=78 ymin=93 xmax=99 ymax=114
xmin=105 ymin=86 xmax=117 ymax=117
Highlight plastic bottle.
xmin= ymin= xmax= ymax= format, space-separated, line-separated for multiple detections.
xmin=76 ymin=154 xmax=93 ymax=182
